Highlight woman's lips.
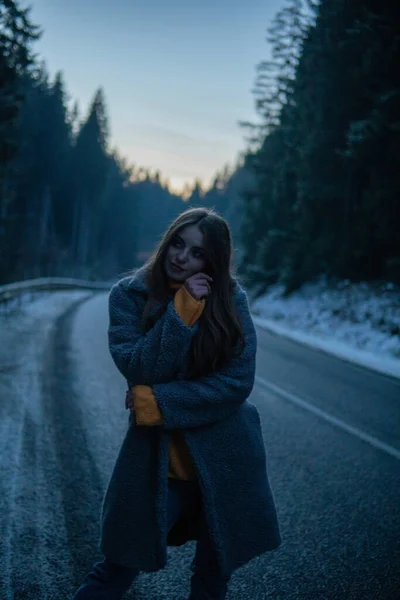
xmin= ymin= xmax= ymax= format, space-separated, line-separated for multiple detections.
xmin=170 ymin=261 xmax=184 ymax=273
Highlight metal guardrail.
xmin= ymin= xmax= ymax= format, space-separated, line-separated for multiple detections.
xmin=0 ymin=277 xmax=112 ymax=307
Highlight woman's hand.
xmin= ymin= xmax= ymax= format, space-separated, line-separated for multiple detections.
xmin=184 ymin=272 xmax=213 ymax=301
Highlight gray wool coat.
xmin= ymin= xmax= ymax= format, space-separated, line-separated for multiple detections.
xmin=100 ymin=267 xmax=281 ymax=576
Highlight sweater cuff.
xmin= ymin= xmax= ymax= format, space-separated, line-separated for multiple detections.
xmin=174 ymin=286 xmax=205 ymax=326
xmin=133 ymin=385 xmax=164 ymax=426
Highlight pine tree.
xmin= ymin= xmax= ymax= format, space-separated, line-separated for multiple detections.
xmin=69 ymin=88 xmax=110 ymax=272
xmin=187 ymin=179 xmax=204 ymax=208
xmin=241 ymin=0 xmax=400 ymax=291
xmin=0 ymin=0 xmax=39 ymax=178
xmin=0 ymin=0 xmax=39 ymax=281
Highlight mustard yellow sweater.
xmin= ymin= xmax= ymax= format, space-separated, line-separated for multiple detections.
xmin=132 ymin=285 xmax=204 ymax=481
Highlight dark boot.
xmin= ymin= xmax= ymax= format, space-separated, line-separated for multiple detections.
xmin=73 ymin=557 xmax=138 ymax=600
xmin=189 ymin=570 xmax=229 ymax=600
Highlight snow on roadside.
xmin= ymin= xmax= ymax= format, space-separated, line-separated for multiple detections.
xmin=0 ymin=290 xmax=92 ymax=600
xmin=251 ymin=279 xmax=400 ymax=380
xmin=0 ymin=289 xmax=91 ymax=455
xmin=0 ymin=289 xmax=90 ymax=317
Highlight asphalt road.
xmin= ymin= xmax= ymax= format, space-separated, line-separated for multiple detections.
xmin=0 ymin=292 xmax=399 ymax=600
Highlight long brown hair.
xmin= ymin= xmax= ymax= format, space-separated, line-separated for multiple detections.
xmin=142 ymin=207 xmax=245 ymax=377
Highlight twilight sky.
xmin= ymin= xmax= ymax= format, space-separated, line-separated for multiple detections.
xmin=29 ymin=0 xmax=283 ymax=192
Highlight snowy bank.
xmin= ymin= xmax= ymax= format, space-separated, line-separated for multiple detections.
xmin=251 ymin=279 xmax=400 ymax=380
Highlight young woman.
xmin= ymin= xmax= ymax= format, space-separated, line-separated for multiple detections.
xmin=74 ymin=208 xmax=280 ymax=600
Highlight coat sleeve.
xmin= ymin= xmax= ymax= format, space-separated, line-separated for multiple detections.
xmin=108 ymin=281 xmax=204 ymax=385
xmin=152 ymin=288 xmax=257 ymax=429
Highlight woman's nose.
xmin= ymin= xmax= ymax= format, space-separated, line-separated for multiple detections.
xmin=176 ymin=249 xmax=188 ymax=264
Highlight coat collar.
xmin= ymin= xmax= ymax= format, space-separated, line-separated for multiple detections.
xmin=125 ymin=265 xmax=150 ymax=294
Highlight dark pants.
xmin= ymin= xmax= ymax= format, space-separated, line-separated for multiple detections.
xmin=73 ymin=479 xmax=230 ymax=600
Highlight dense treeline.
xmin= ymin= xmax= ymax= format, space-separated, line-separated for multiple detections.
xmin=1 ymin=0 xmax=399 ymax=289
xmin=0 ymin=1 xmax=185 ymax=283
xmin=0 ymin=1 xmax=242 ymax=285
xmin=240 ymin=0 xmax=400 ymax=292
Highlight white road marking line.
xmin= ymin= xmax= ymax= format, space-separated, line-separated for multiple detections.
xmin=255 ymin=375 xmax=400 ymax=461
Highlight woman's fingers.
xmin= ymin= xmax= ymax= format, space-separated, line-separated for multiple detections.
xmin=197 ymin=284 xmax=211 ymax=298
xmin=194 ymin=276 xmax=212 ymax=293
xmin=193 ymin=272 xmax=213 ymax=283
xmin=185 ymin=272 xmax=213 ymax=300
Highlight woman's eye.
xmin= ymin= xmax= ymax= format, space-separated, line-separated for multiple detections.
xmin=193 ymin=250 xmax=204 ymax=259
xmin=172 ymin=239 xmax=182 ymax=248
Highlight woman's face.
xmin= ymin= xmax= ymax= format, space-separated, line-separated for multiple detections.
xmin=164 ymin=224 xmax=206 ymax=282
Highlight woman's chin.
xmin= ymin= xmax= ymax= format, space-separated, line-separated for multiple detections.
xmin=166 ymin=266 xmax=186 ymax=282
